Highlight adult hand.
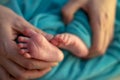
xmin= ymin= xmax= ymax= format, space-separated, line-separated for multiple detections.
xmin=62 ymin=0 xmax=117 ymax=58
xmin=0 ymin=5 xmax=63 ymax=80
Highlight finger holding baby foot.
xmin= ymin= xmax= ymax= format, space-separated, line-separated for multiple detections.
xmin=17 ymin=29 xmax=64 ymax=62
xmin=30 ymin=33 xmax=63 ymax=61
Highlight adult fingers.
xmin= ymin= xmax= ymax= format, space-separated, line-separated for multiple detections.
xmin=86 ymin=11 xmax=114 ymax=58
xmin=0 ymin=65 xmax=14 ymax=80
xmin=9 ymin=54 xmax=58 ymax=70
xmin=88 ymin=14 xmax=108 ymax=58
xmin=62 ymin=0 xmax=87 ymax=24
xmin=0 ymin=5 xmax=52 ymax=41
xmin=0 ymin=57 xmax=51 ymax=79
xmin=12 ymin=16 xmax=53 ymax=40
xmin=4 ymin=41 xmax=58 ymax=70
xmin=85 ymin=0 xmax=116 ymax=58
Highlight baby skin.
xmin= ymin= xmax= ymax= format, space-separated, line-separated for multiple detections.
xmin=50 ymin=33 xmax=88 ymax=58
xmin=17 ymin=29 xmax=88 ymax=60
xmin=17 ymin=29 xmax=64 ymax=62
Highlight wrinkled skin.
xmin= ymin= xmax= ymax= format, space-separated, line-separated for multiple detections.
xmin=17 ymin=29 xmax=64 ymax=61
xmin=18 ymin=31 xmax=87 ymax=59
xmin=62 ymin=0 xmax=117 ymax=58
xmin=50 ymin=33 xmax=88 ymax=58
xmin=0 ymin=5 xmax=63 ymax=80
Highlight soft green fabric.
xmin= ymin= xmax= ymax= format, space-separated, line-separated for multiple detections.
xmin=1 ymin=0 xmax=120 ymax=80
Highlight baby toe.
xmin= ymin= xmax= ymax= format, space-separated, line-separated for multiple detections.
xmin=55 ymin=35 xmax=66 ymax=45
xmin=23 ymin=53 xmax=32 ymax=58
xmin=18 ymin=36 xmax=30 ymax=43
xmin=50 ymin=39 xmax=59 ymax=46
xmin=18 ymin=43 xmax=27 ymax=48
xmin=20 ymin=49 xmax=29 ymax=54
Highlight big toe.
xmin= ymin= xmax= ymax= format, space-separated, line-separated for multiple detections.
xmin=18 ymin=36 xmax=30 ymax=43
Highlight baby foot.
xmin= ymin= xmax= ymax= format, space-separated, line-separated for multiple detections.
xmin=17 ymin=29 xmax=64 ymax=62
xmin=50 ymin=33 xmax=88 ymax=58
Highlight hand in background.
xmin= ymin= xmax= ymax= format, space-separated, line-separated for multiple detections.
xmin=62 ymin=0 xmax=117 ymax=58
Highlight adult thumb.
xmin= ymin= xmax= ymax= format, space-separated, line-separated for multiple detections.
xmin=13 ymin=16 xmax=53 ymax=40
xmin=62 ymin=0 xmax=87 ymax=24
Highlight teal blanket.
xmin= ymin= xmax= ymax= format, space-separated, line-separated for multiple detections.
xmin=1 ymin=0 xmax=120 ymax=80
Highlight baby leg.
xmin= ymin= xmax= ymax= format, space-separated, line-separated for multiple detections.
xmin=17 ymin=29 xmax=64 ymax=62
xmin=50 ymin=33 xmax=88 ymax=58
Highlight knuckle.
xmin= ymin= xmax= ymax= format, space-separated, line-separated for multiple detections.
xmin=96 ymin=17 xmax=103 ymax=29
xmin=96 ymin=12 xmax=109 ymax=28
